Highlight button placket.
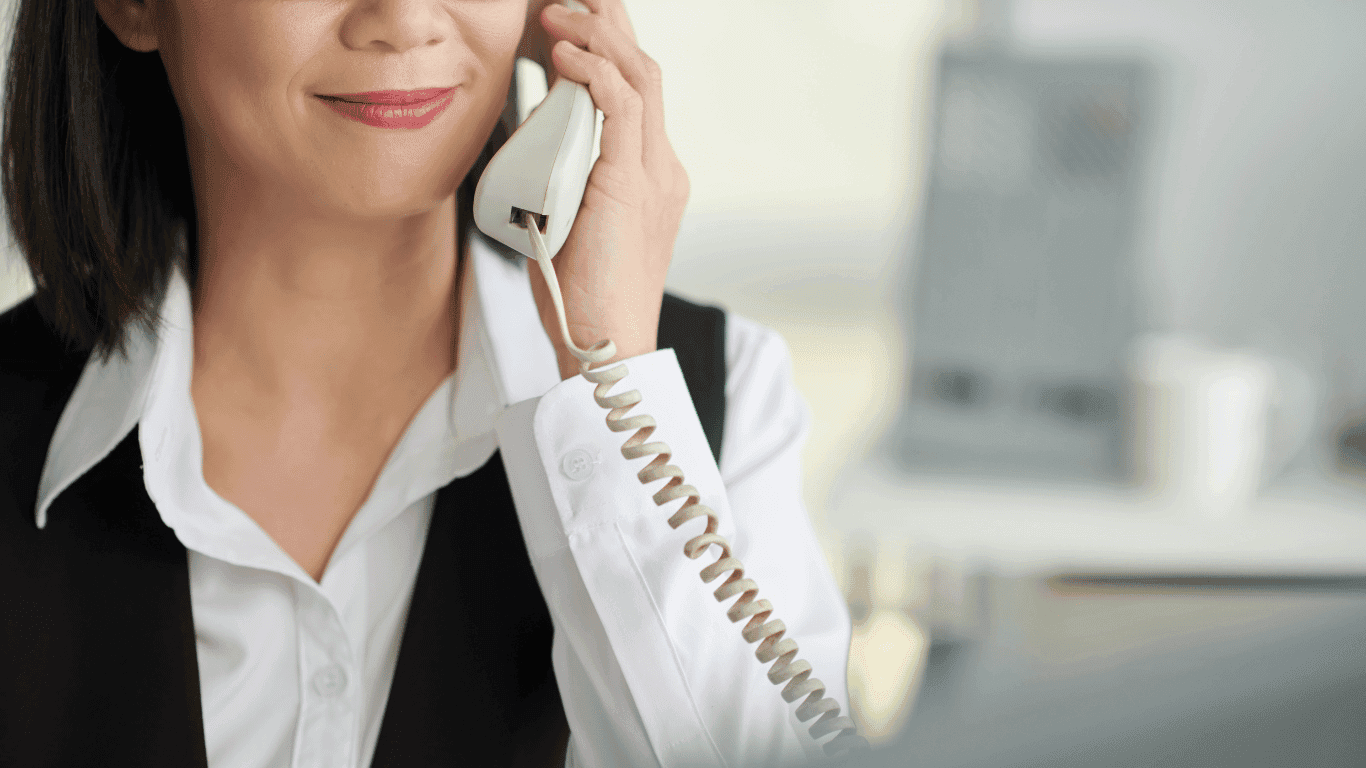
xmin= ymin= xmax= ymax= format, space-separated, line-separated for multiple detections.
xmin=294 ymin=586 xmax=357 ymax=768
xmin=311 ymin=664 xmax=348 ymax=698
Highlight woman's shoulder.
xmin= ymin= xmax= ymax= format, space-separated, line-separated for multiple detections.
xmin=0 ymin=296 xmax=90 ymax=516
xmin=654 ymin=294 xmax=806 ymax=472
xmin=0 ymin=297 xmax=88 ymax=498
xmin=719 ymin=310 xmax=811 ymax=479
xmin=723 ymin=312 xmax=797 ymax=391
xmin=657 ymin=293 xmax=796 ymax=393
xmin=0 ymin=296 xmax=87 ymax=384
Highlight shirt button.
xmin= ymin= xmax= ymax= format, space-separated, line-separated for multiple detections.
xmin=311 ymin=665 xmax=348 ymax=698
xmin=560 ymin=449 xmax=595 ymax=481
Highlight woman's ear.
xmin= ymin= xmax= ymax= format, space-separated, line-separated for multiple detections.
xmin=93 ymin=0 xmax=160 ymax=53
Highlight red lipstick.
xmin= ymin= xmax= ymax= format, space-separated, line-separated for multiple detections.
xmin=317 ymin=88 xmax=456 ymax=129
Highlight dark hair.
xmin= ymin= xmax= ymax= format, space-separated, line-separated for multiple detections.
xmin=3 ymin=0 xmax=517 ymax=357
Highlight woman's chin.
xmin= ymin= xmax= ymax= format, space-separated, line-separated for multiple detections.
xmin=346 ymin=189 xmax=455 ymax=220
xmin=288 ymin=174 xmax=462 ymax=223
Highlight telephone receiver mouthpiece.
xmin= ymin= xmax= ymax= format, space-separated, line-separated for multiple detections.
xmin=474 ymin=1 xmax=596 ymax=261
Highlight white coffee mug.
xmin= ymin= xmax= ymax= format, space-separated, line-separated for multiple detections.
xmin=1128 ymin=335 xmax=1315 ymax=518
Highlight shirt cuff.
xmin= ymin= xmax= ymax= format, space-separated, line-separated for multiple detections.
xmin=495 ymin=349 xmax=809 ymax=766
xmin=535 ymin=349 xmax=734 ymax=538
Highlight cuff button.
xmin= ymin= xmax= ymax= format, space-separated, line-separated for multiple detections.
xmin=560 ymin=448 xmax=596 ymax=481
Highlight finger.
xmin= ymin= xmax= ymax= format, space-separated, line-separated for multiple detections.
xmin=551 ymin=39 xmax=644 ymax=167
xmin=542 ymin=4 xmax=666 ymax=168
xmin=567 ymin=0 xmax=636 ymax=44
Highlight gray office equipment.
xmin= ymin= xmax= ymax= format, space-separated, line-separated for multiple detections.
xmin=892 ymin=47 xmax=1151 ymax=481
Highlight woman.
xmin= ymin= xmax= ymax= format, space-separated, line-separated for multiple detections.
xmin=0 ymin=0 xmax=856 ymax=765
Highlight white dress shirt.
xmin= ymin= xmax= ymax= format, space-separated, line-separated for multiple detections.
xmin=34 ymin=233 xmax=852 ymax=768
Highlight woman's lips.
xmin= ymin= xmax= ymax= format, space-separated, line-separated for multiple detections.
xmin=316 ymin=88 xmax=456 ymax=130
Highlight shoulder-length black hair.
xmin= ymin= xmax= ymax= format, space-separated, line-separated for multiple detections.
xmin=3 ymin=0 xmax=517 ymax=356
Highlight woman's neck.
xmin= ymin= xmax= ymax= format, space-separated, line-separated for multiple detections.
xmin=191 ymin=190 xmax=461 ymax=410
xmin=188 ymin=182 xmax=463 ymax=581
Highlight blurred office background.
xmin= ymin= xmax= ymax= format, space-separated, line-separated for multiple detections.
xmin=6 ymin=0 xmax=1366 ymax=765
xmin=653 ymin=0 xmax=1366 ymax=765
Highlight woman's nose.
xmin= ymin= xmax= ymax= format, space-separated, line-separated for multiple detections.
xmin=340 ymin=0 xmax=448 ymax=53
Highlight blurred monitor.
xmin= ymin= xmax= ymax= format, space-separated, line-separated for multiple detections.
xmin=892 ymin=46 xmax=1151 ymax=483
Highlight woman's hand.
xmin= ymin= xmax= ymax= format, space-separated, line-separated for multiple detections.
xmin=524 ymin=0 xmax=690 ymax=380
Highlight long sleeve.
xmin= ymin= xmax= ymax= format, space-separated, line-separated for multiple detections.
xmin=493 ymin=318 xmax=852 ymax=768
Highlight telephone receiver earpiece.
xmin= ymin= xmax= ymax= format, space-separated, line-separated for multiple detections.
xmin=473 ymin=0 xmax=596 ymax=261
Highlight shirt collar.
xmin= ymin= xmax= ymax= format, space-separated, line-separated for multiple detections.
xmin=35 ymin=232 xmax=561 ymax=529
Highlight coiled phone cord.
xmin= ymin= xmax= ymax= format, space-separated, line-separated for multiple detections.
xmin=524 ymin=215 xmax=868 ymax=760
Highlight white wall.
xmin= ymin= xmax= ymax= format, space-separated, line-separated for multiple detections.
xmin=656 ymin=0 xmax=973 ymax=315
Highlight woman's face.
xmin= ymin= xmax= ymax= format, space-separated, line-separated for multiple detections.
xmin=141 ymin=0 xmax=528 ymax=219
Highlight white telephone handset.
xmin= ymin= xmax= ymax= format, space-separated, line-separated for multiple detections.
xmin=472 ymin=2 xmax=865 ymax=757
xmin=471 ymin=51 xmax=594 ymax=261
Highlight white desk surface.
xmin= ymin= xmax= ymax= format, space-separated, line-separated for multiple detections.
xmin=827 ymin=459 xmax=1366 ymax=577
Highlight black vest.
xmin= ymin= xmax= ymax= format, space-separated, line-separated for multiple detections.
xmin=0 ymin=293 xmax=726 ymax=767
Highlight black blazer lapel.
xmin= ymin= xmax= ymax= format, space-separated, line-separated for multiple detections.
xmin=370 ymin=452 xmax=568 ymax=768
xmin=0 ymin=428 xmax=208 ymax=768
